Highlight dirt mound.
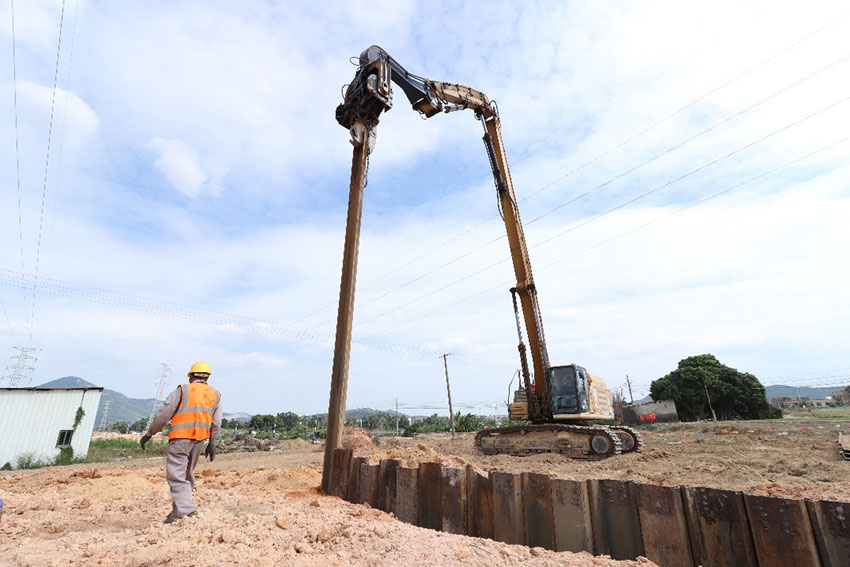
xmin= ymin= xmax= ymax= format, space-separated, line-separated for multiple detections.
xmin=341 ymin=428 xmax=378 ymax=452
xmin=367 ymin=443 xmax=480 ymax=472
xmin=217 ymin=433 xmax=276 ymax=453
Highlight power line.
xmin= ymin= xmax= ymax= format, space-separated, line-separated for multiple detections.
xmin=360 ymin=134 xmax=848 ymax=339
xmin=10 ymin=0 xmax=30 ymax=339
xmin=350 ymin=95 xmax=850 ymax=334
xmin=290 ymin=9 xmax=850 ymax=325
xmin=30 ymin=0 xmax=67 ymax=346
xmin=46 ymin=0 xmax=80 ymax=279
xmin=318 ymin=50 xmax=850 ymax=331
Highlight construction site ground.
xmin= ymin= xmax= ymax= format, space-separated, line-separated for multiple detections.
xmin=1 ymin=420 xmax=847 ymax=566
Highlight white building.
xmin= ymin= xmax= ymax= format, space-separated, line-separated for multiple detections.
xmin=0 ymin=386 xmax=103 ymax=469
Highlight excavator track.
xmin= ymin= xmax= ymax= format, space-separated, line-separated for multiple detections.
xmin=475 ymin=424 xmax=623 ymax=460
xmin=609 ymin=425 xmax=644 ymax=454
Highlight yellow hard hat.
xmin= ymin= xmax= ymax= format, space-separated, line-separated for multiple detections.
xmin=188 ymin=361 xmax=211 ymax=376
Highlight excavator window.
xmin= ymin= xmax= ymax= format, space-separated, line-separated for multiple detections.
xmin=548 ymin=366 xmax=579 ymax=414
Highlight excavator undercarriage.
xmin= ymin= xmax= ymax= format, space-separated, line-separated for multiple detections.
xmin=475 ymin=424 xmax=643 ymax=460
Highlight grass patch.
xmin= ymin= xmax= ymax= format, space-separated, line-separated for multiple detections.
xmin=84 ymin=438 xmax=168 ymax=462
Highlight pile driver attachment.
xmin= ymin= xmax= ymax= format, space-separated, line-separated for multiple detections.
xmin=337 ymin=46 xmax=641 ymax=460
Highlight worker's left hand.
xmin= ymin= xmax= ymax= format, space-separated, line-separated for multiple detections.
xmin=139 ymin=435 xmax=151 ymax=450
xmin=204 ymin=443 xmax=216 ymax=461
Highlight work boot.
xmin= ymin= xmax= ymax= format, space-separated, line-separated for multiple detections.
xmin=164 ymin=511 xmax=195 ymax=524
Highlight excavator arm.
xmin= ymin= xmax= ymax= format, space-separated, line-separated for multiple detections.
xmin=336 ymin=45 xmax=552 ymax=421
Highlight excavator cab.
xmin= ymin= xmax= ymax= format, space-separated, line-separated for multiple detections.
xmin=548 ymin=364 xmax=591 ymax=416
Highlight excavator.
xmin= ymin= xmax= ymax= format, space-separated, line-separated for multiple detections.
xmin=336 ymin=46 xmax=641 ymax=460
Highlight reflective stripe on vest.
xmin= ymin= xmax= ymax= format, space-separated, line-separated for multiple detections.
xmin=169 ymin=382 xmax=219 ymax=441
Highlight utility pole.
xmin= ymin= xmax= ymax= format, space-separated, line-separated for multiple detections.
xmin=625 ymin=374 xmax=634 ymax=404
xmin=442 ymin=353 xmax=456 ymax=439
xmin=98 ymin=400 xmax=112 ymax=432
xmin=395 ymin=397 xmax=399 ymax=436
xmin=146 ymin=363 xmax=171 ymax=430
xmin=703 ymin=377 xmax=718 ymax=422
xmin=2 ymin=346 xmax=39 ymax=386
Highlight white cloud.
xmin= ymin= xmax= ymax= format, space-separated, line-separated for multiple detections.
xmin=146 ymin=138 xmax=209 ymax=198
xmin=1 ymin=1 xmax=849 ymax=414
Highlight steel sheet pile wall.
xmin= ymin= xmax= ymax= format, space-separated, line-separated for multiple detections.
xmin=329 ymin=448 xmax=848 ymax=566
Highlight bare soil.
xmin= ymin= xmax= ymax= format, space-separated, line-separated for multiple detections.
xmin=379 ymin=420 xmax=850 ymax=501
xmin=1 ymin=420 xmax=847 ymax=566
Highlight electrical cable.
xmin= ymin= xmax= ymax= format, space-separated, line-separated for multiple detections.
xmin=361 ymin=134 xmax=848 ymax=339
xmin=9 ymin=0 xmax=30 ymax=339
xmin=289 ymin=9 xmax=850 ymax=325
xmin=316 ymin=50 xmax=850 ymax=331
xmin=30 ymin=0 xmax=67 ymax=345
xmin=45 ymin=0 xmax=79 ymax=279
xmin=350 ymin=95 xmax=850 ymax=332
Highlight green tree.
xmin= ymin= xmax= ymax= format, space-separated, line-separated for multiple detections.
xmin=130 ymin=418 xmax=149 ymax=432
xmin=249 ymin=414 xmax=282 ymax=431
xmin=454 ymin=412 xmax=484 ymax=432
xmin=277 ymin=412 xmax=300 ymax=430
xmin=650 ymin=354 xmax=780 ymax=421
xmin=110 ymin=420 xmax=130 ymax=434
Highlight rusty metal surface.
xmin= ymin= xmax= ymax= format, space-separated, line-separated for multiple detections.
xmin=329 ymin=448 xmax=352 ymax=498
xmin=418 ymin=462 xmax=443 ymax=530
xmin=522 ymin=472 xmax=555 ymax=550
xmin=807 ymin=499 xmax=850 ymax=567
xmin=358 ymin=461 xmax=379 ymax=508
xmin=634 ymin=483 xmax=693 ymax=567
xmin=377 ymin=459 xmax=399 ymax=513
xmin=743 ymin=494 xmax=821 ymax=567
xmin=394 ymin=467 xmax=418 ymax=525
xmin=551 ymin=478 xmax=594 ymax=553
xmin=588 ymin=479 xmax=643 ymax=560
xmin=682 ymin=486 xmax=757 ymax=567
xmin=466 ymin=466 xmax=494 ymax=539
xmin=346 ymin=456 xmax=364 ymax=503
xmin=321 ymin=128 xmax=372 ymax=492
xmin=441 ymin=467 xmax=467 ymax=534
xmin=492 ymin=471 xmax=525 ymax=545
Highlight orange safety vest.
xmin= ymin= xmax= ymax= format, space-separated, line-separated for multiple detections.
xmin=168 ymin=382 xmax=220 ymax=441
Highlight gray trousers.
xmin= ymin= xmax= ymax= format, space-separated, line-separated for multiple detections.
xmin=165 ymin=438 xmax=205 ymax=518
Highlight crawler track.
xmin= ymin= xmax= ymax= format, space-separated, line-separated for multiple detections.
xmin=610 ymin=425 xmax=644 ymax=454
xmin=475 ymin=423 xmax=624 ymax=460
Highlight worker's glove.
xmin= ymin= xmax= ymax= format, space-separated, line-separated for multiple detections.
xmin=204 ymin=443 xmax=216 ymax=461
xmin=139 ymin=435 xmax=151 ymax=450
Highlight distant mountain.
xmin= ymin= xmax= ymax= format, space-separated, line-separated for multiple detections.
xmin=37 ymin=377 xmax=258 ymax=426
xmin=224 ymin=412 xmax=251 ymax=422
xmin=635 ymin=384 xmax=844 ymax=405
xmin=764 ymin=384 xmax=845 ymax=401
xmin=38 ymin=376 xmax=156 ymax=426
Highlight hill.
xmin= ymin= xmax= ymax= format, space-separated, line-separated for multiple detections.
xmin=764 ymin=384 xmax=846 ymax=401
xmin=38 ymin=376 xmax=156 ymax=426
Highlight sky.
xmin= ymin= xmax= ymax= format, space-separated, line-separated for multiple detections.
xmin=1 ymin=0 xmax=849 ymax=416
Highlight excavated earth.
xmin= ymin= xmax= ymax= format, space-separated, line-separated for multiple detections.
xmin=1 ymin=420 xmax=847 ymax=566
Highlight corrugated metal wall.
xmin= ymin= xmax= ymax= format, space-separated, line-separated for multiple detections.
xmin=0 ymin=388 xmax=102 ymax=468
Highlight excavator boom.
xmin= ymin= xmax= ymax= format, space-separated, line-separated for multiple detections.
xmin=336 ymin=46 xmax=641 ymax=459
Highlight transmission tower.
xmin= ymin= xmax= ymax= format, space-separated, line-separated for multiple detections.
xmin=98 ymin=400 xmax=112 ymax=431
xmin=2 ymin=346 xmax=40 ymax=386
xmin=146 ymin=363 xmax=172 ymax=429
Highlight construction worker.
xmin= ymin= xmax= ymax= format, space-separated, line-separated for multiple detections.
xmin=140 ymin=361 xmax=222 ymax=524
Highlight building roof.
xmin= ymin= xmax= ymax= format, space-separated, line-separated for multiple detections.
xmin=0 ymin=387 xmax=104 ymax=392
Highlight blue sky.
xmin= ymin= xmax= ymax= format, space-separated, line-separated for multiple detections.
xmin=1 ymin=1 xmax=849 ymax=415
